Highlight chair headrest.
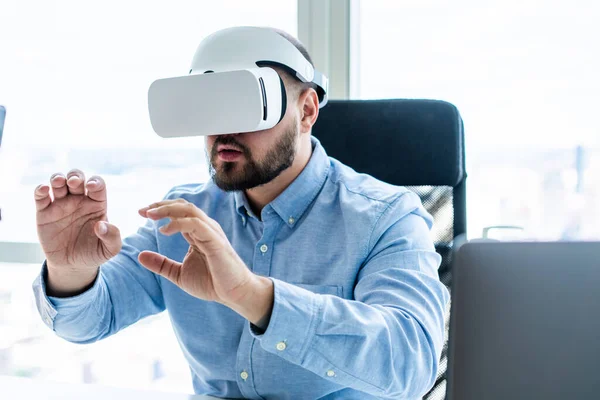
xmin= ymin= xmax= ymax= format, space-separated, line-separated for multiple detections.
xmin=312 ymin=99 xmax=465 ymax=187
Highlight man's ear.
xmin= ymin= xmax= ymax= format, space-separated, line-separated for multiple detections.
xmin=298 ymin=88 xmax=320 ymax=135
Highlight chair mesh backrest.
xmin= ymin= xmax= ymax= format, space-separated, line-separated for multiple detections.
xmin=407 ymin=186 xmax=453 ymax=400
xmin=313 ymin=99 xmax=465 ymax=400
xmin=407 ymin=186 xmax=454 ymax=287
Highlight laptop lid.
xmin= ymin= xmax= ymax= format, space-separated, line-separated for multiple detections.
xmin=448 ymin=241 xmax=600 ymax=400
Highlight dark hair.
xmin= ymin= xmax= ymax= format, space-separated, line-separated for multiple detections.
xmin=272 ymin=28 xmax=315 ymax=67
xmin=269 ymin=28 xmax=320 ymax=100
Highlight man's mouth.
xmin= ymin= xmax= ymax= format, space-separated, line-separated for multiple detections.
xmin=217 ymin=147 xmax=244 ymax=162
xmin=217 ymin=144 xmax=243 ymax=153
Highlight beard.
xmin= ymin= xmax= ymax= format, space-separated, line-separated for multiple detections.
xmin=207 ymin=120 xmax=298 ymax=191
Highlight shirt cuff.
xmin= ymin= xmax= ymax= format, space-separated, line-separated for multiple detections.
xmin=32 ymin=261 xmax=102 ymax=330
xmin=32 ymin=261 xmax=59 ymax=330
xmin=248 ymin=278 xmax=323 ymax=365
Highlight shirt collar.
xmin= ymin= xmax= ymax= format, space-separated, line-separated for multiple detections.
xmin=233 ymin=136 xmax=330 ymax=228
xmin=234 ymin=188 xmax=255 ymax=225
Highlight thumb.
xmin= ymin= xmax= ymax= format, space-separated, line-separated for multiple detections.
xmin=95 ymin=221 xmax=122 ymax=255
xmin=138 ymin=250 xmax=182 ymax=285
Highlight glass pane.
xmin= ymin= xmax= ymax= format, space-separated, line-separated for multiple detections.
xmin=0 ymin=0 xmax=297 ymax=243
xmin=0 ymin=261 xmax=192 ymax=392
xmin=0 ymin=0 xmax=297 ymax=393
xmin=359 ymin=0 xmax=600 ymax=240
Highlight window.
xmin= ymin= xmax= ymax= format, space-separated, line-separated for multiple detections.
xmin=359 ymin=0 xmax=600 ymax=240
xmin=0 ymin=0 xmax=296 ymax=392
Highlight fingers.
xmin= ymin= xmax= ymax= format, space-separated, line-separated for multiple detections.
xmin=40 ymin=171 xmax=106 ymax=206
xmin=85 ymin=175 xmax=107 ymax=202
xmin=146 ymin=202 xmax=202 ymax=220
xmin=159 ymin=217 xmax=219 ymax=242
xmin=200 ymin=214 xmax=227 ymax=239
xmin=139 ymin=199 xmax=185 ymax=218
xmin=143 ymin=200 xmax=227 ymax=240
xmin=34 ymin=184 xmax=52 ymax=211
xmin=66 ymin=169 xmax=86 ymax=195
xmin=94 ymin=221 xmax=122 ymax=257
xmin=50 ymin=173 xmax=68 ymax=200
xmin=144 ymin=201 xmax=220 ymax=232
xmin=138 ymin=250 xmax=182 ymax=285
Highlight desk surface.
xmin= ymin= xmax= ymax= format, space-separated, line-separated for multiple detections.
xmin=1 ymin=376 xmax=224 ymax=400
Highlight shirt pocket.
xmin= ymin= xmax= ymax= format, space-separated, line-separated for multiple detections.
xmin=293 ymin=283 xmax=343 ymax=297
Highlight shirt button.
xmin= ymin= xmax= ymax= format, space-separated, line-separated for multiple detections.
xmin=276 ymin=341 xmax=287 ymax=351
xmin=260 ymin=244 xmax=268 ymax=253
xmin=288 ymin=217 xmax=295 ymax=224
xmin=240 ymin=371 xmax=249 ymax=381
xmin=326 ymin=370 xmax=335 ymax=377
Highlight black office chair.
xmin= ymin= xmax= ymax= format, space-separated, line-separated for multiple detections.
xmin=312 ymin=99 xmax=466 ymax=400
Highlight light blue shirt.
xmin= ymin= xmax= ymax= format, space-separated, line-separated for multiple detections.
xmin=33 ymin=137 xmax=450 ymax=399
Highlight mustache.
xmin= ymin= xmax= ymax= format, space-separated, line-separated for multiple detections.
xmin=211 ymin=135 xmax=251 ymax=158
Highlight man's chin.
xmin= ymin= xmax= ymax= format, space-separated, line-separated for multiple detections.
xmin=212 ymin=158 xmax=247 ymax=169
xmin=213 ymin=172 xmax=247 ymax=191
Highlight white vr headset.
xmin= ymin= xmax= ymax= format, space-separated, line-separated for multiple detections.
xmin=148 ymin=27 xmax=329 ymax=137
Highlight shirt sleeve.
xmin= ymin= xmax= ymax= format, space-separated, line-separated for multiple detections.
xmin=248 ymin=191 xmax=450 ymax=399
xmin=32 ymin=217 xmax=166 ymax=344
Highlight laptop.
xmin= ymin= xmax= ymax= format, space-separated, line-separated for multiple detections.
xmin=448 ymin=241 xmax=600 ymax=400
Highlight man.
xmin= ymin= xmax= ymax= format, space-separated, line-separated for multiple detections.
xmin=32 ymin=27 xmax=449 ymax=399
